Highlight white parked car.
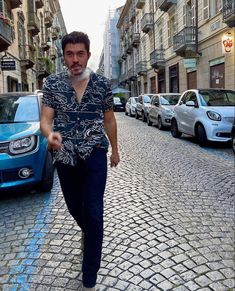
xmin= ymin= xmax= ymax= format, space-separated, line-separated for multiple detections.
xmin=125 ymin=97 xmax=138 ymax=117
xmin=147 ymin=93 xmax=181 ymax=129
xmin=135 ymin=94 xmax=154 ymax=122
xmin=171 ymin=89 xmax=235 ymax=146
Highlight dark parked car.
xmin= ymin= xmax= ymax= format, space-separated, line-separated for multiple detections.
xmin=0 ymin=92 xmax=54 ymax=193
xmin=113 ymin=97 xmax=125 ymax=112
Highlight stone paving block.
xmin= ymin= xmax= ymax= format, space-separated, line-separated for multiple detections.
xmin=195 ymin=275 xmax=212 ymax=287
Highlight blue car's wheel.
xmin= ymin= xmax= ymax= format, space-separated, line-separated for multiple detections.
xmin=40 ymin=151 xmax=54 ymax=192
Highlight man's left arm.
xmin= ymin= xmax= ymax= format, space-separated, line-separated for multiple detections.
xmin=104 ymin=110 xmax=120 ymax=167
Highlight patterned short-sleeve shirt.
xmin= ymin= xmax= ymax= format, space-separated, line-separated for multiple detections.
xmin=42 ymin=69 xmax=113 ymax=166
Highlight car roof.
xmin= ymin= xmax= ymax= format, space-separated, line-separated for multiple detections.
xmin=0 ymin=92 xmax=42 ymax=99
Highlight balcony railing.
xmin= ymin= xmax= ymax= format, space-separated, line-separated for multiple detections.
xmin=28 ymin=12 xmax=40 ymax=36
xmin=44 ymin=11 xmax=53 ymax=28
xmin=223 ymin=0 xmax=235 ymax=27
xmin=131 ymin=33 xmax=140 ymax=47
xmin=0 ymin=19 xmax=13 ymax=52
xmin=50 ymin=47 xmax=57 ymax=60
xmin=20 ymin=49 xmax=35 ymax=69
xmin=9 ymin=0 xmax=22 ymax=9
xmin=173 ymin=26 xmax=197 ymax=57
xmin=136 ymin=61 xmax=148 ymax=75
xmin=37 ymin=58 xmax=52 ymax=78
xmin=150 ymin=49 xmax=165 ymax=69
xmin=128 ymin=68 xmax=137 ymax=80
xmin=136 ymin=0 xmax=145 ymax=9
xmin=126 ymin=39 xmax=133 ymax=54
xmin=35 ymin=0 xmax=44 ymax=9
xmin=157 ymin=0 xmax=177 ymax=12
xmin=141 ymin=13 xmax=153 ymax=33
xmin=120 ymin=72 xmax=128 ymax=83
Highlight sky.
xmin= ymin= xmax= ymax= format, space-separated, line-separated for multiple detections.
xmin=58 ymin=0 xmax=126 ymax=71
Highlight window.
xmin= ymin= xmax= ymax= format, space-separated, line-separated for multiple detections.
xmin=184 ymin=0 xmax=195 ymax=26
xmin=203 ymin=0 xmax=209 ymax=20
xmin=210 ymin=0 xmax=222 ymax=16
xmin=168 ymin=13 xmax=177 ymax=47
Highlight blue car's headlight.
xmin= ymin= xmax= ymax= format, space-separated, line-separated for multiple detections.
xmin=9 ymin=135 xmax=37 ymax=155
xmin=206 ymin=111 xmax=221 ymax=121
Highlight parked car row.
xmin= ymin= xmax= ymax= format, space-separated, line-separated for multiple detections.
xmin=125 ymin=89 xmax=235 ymax=151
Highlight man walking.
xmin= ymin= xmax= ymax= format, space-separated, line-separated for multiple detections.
xmin=40 ymin=31 xmax=120 ymax=291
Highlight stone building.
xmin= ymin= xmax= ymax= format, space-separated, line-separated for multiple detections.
xmin=0 ymin=0 xmax=67 ymax=93
xmin=117 ymin=0 xmax=235 ymax=95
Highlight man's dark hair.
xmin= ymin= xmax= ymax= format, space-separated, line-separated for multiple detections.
xmin=62 ymin=31 xmax=90 ymax=54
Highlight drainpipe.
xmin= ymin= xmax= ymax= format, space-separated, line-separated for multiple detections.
xmin=195 ymin=0 xmax=200 ymax=56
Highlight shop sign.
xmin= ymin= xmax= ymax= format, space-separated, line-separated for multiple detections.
xmin=222 ymin=34 xmax=233 ymax=54
xmin=1 ymin=59 xmax=16 ymax=70
xmin=183 ymin=58 xmax=197 ymax=68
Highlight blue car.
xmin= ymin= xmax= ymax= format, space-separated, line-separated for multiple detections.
xmin=0 ymin=92 xmax=54 ymax=193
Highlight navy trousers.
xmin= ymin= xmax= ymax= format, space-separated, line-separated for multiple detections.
xmin=56 ymin=148 xmax=107 ymax=288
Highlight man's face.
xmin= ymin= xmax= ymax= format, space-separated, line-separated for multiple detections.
xmin=64 ymin=43 xmax=91 ymax=76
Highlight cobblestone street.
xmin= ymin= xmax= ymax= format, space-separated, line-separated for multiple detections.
xmin=0 ymin=113 xmax=234 ymax=291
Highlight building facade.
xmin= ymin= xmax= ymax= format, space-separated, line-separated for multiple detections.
xmin=101 ymin=7 xmax=122 ymax=88
xmin=0 ymin=0 xmax=67 ymax=93
xmin=117 ymin=0 xmax=235 ymax=96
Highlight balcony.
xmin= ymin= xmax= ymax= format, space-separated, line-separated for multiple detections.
xmin=20 ymin=50 xmax=35 ymax=69
xmin=128 ymin=68 xmax=137 ymax=81
xmin=44 ymin=11 xmax=53 ymax=28
xmin=37 ymin=58 xmax=52 ymax=78
xmin=35 ymin=0 xmax=44 ymax=9
xmin=41 ymin=42 xmax=50 ymax=51
xmin=121 ymin=51 xmax=127 ymax=60
xmin=150 ymin=49 xmax=165 ymax=69
xmin=131 ymin=33 xmax=140 ymax=48
xmin=173 ymin=26 xmax=197 ymax=57
xmin=223 ymin=0 xmax=235 ymax=27
xmin=0 ymin=19 xmax=13 ymax=52
xmin=136 ymin=0 xmax=145 ymax=9
xmin=9 ymin=0 xmax=22 ymax=9
xmin=28 ymin=12 xmax=40 ymax=36
xmin=141 ymin=13 xmax=153 ymax=33
xmin=126 ymin=40 xmax=133 ymax=54
xmin=157 ymin=0 xmax=177 ymax=12
xmin=136 ymin=61 xmax=148 ymax=76
xmin=51 ymin=26 xmax=60 ymax=40
xmin=50 ymin=47 xmax=57 ymax=60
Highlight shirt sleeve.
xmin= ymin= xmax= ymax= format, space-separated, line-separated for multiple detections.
xmin=102 ymin=78 xmax=114 ymax=112
xmin=42 ymin=76 xmax=55 ymax=109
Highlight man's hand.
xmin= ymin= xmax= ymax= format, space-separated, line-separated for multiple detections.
xmin=47 ymin=132 xmax=63 ymax=150
xmin=110 ymin=151 xmax=120 ymax=167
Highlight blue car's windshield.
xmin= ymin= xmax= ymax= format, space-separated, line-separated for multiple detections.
xmin=0 ymin=95 xmax=39 ymax=123
xmin=199 ymin=90 xmax=235 ymax=106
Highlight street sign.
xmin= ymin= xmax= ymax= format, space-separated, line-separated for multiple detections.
xmin=183 ymin=58 xmax=197 ymax=68
xmin=1 ymin=59 xmax=16 ymax=70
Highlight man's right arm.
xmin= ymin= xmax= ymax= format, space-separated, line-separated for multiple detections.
xmin=40 ymin=105 xmax=62 ymax=150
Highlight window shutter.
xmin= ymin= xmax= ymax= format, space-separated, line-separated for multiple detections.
xmin=183 ymin=5 xmax=186 ymax=26
xmin=203 ymin=0 xmax=209 ymax=20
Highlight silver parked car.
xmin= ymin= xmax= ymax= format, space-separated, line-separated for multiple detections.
xmin=135 ymin=94 xmax=154 ymax=122
xmin=125 ymin=97 xmax=138 ymax=117
xmin=171 ymin=89 xmax=235 ymax=146
xmin=147 ymin=93 xmax=181 ymax=129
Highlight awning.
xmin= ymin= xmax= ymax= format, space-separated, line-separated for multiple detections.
xmin=112 ymin=87 xmax=130 ymax=94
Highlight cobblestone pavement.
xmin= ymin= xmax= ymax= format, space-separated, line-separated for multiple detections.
xmin=0 ymin=113 xmax=234 ymax=291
